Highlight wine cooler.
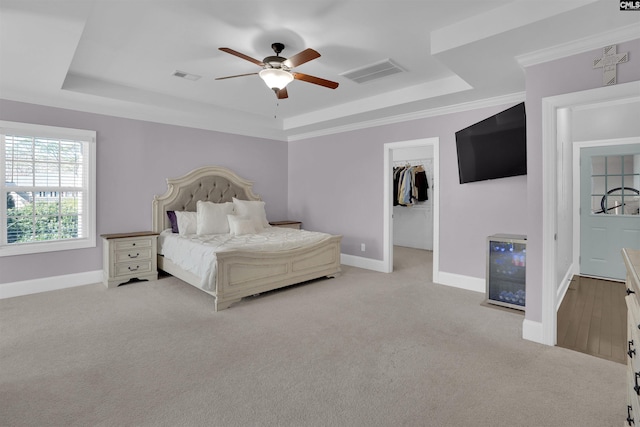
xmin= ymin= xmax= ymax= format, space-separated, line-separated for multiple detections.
xmin=486 ymin=234 xmax=526 ymax=311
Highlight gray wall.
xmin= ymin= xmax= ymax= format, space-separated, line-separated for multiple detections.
xmin=524 ymin=38 xmax=640 ymax=323
xmin=288 ymin=104 xmax=529 ymax=278
xmin=0 ymin=99 xmax=288 ymax=283
xmin=572 ymin=100 xmax=640 ymax=142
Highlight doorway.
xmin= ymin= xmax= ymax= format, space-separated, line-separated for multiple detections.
xmin=556 ymin=140 xmax=639 ymax=362
xmin=538 ymin=81 xmax=640 ymax=346
xmin=383 ymin=138 xmax=440 ymax=281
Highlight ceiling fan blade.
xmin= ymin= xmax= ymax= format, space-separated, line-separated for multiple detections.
xmin=219 ymin=47 xmax=264 ymax=66
xmin=293 ymin=72 xmax=339 ymax=89
xmin=215 ymin=72 xmax=258 ymax=80
xmin=283 ymin=48 xmax=320 ymax=68
xmin=276 ymin=87 xmax=288 ymax=99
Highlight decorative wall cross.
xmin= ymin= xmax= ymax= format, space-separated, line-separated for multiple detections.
xmin=593 ymin=45 xmax=629 ymax=86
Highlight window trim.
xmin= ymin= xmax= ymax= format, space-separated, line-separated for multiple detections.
xmin=0 ymin=120 xmax=96 ymax=257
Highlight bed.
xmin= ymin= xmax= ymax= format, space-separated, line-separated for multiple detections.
xmin=151 ymin=166 xmax=342 ymax=311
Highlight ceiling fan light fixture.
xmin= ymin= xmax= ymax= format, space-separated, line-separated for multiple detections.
xmin=217 ymin=44 xmax=338 ymax=98
xmin=259 ymin=68 xmax=293 ymax=90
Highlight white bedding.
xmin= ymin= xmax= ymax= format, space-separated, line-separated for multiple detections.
xmin=158 ymin=227 xmax=332 ymax=291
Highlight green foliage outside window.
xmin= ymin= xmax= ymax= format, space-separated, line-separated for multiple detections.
xmin=6 ymin=193 xmax=79 ymax=244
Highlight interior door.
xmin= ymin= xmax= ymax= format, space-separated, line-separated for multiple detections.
xmin=580 ymin=144 xmax=640 ymax=280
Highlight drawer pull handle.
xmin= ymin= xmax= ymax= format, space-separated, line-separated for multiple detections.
xmin=132 ymin=243 xmax=136 ymax=246
xmin=630 ymin=340 xmax=637 ymax=358
xmin=628 ymin=288 xmax=636 ymax=295
xmin=128 ymin=253 xmax=140 ymax=259
xmin=628 ymin=405 xmax=635 ymax=426
xmin=128 ymin=266 xmax=140 ymax=272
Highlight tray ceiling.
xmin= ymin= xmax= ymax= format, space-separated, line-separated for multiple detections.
xmin=0 ymin=0 xmax=638 ymax=140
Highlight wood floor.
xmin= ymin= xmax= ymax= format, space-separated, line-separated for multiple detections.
xmin=557 ymin=275 xmax=627 ymax=364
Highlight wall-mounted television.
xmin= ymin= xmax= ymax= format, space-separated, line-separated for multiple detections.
xmin=455 ymin=102 xmax=527 ymax=184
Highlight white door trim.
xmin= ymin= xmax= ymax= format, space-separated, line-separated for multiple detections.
xmin=539 ymin=81 xmax=640 ymax=346
xmin=383 ymin=138 xmax=439 ymax=282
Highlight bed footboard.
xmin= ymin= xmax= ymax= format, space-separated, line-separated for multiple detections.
xmin=214 ymin=235 xmax=342 ymax=311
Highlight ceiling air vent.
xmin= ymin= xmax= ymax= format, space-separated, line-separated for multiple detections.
xmin=172 ymin=70 xmax=201 ymax=81
xmin=340 ymin=59 xmax=405 ymax=84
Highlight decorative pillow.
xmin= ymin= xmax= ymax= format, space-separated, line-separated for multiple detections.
xmin=227 ymin=215 xmax=258 ymax=236
xmin=196 ymin=201 xmax=235 ymax=235
xmin=232 ymin=198 xmax=269 ymax=231
xmin=174 ymin=211 xmax=197 ymax=235
xmin=166 ymin=211 xmax=179 ymax=233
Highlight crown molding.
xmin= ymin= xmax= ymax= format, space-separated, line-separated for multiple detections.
xmin=516 ymin=23 xmax=640 ymax=68
xmin=282 ymin=75 xmax=471 ymax=131
xmin=287 ymin=92 xmax=526 ymax=142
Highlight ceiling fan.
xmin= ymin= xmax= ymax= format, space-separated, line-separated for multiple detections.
xmin=216 ymin=43 xmax=339 ymax=99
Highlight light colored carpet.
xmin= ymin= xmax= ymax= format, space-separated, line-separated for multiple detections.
xmin=0 ymin=247 xmax=625 ymax=426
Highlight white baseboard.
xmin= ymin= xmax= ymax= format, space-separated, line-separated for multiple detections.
xmin=522 ymin=319 xmax=546 ymax=344
xmin=437 ymin=271 xmax=484 ymax=293
xmin=556 ymin=266 xmax=574 ymax=312
xmin=340 ymin=253 xmax=388 ymax=272
xmin=0 ymin=270 xmax=102 ymax=299
xmin=342 ymin=257 xmax=485 ymax=296
xmin=435 ymin=272 xmax=548 ymax=345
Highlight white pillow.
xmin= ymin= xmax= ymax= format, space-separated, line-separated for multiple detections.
xmin=197 ymin=201 xmax=235 ymax=235
xmin=227 ymin=215 xmax=258 ymax=236
xmin=174 ymin=211 xmax=197 ymax=235
xmin=232 ymin=198 xmax=269 ymax=231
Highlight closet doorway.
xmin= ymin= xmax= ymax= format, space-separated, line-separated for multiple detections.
xmin=393 ymin=148 xmax=434 ymax=250
xmin=383 ymin=138 xmax=440 ymax=282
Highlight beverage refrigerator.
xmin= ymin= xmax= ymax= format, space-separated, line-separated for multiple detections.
xmin=486 ymin=234 xmax=526 ymax=311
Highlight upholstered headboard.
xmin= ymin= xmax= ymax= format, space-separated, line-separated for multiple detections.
xmin=152 ymin=166 xmax=261 ymax=233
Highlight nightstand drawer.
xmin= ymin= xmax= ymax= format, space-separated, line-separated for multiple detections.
xmin=114 ymin=247 xmax=152 ymax=262
xmin=114 ymin=260 xmax=153 ymax=277
xmin=115 ymin=238 xmax=153 ymax=251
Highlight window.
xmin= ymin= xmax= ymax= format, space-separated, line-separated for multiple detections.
xmin=1 ymin=121 xmax=96 ymax=257
xmin=591 ymin=154 xmax=640 ymax=216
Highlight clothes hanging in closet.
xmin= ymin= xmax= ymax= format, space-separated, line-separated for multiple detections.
xmin=393 ymin=164 xmax=429 ymax=206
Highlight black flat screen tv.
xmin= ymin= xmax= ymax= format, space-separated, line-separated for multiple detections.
xmin=455 ymin=102 xmax=527 ymax=184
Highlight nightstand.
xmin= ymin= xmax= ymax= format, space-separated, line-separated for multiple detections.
xmin=101 ymin=231 xmax=158 ymax=288
xmin=269 ymin=221 xmax=302 ymax=230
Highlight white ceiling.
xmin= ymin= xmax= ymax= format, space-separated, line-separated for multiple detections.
xmin=1 ymin=0 xmax=638 ymax=141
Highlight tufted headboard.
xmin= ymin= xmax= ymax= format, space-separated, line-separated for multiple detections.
xmin=152 ymin=166 xmax=262 ymax=233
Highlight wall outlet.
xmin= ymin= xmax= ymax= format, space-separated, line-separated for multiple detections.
xmin=361 ymin=243 xmax=366 ymax=252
